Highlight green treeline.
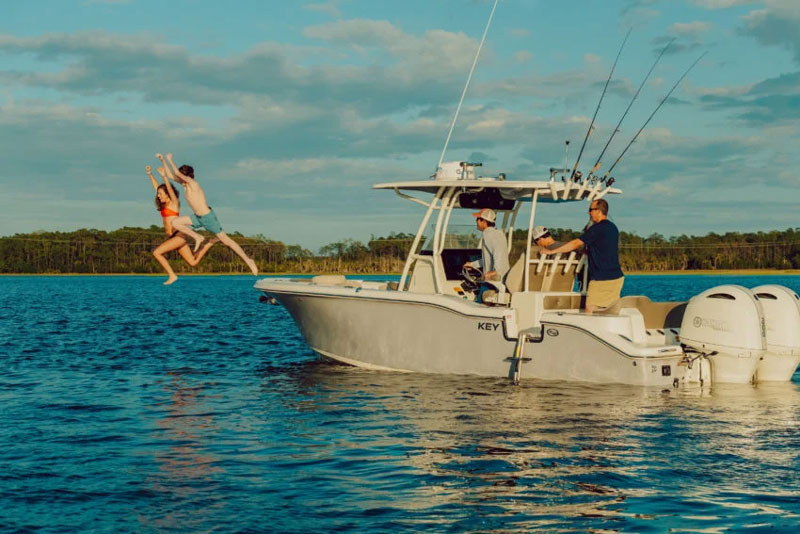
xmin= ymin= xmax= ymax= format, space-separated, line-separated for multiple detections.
xmin=512 ymin=227 xmax=800 ymax=271
xmin=0 ymin=227 xmax=414 ymax=274
xmin=0 ymin=227 xmax=285 ymax=274
xmin=2 ymin=226 xmax=800 ymax=274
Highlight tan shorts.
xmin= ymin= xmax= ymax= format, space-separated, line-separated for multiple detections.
xmin=586 ymin=277 xmax=624 ymax=309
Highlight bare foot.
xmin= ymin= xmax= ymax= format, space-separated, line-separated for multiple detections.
xmin=193 ymin=236 xmax=205 ymax=253
xmin=245 ymin=257 xmax=258 ymax=275
xmin=164 ymin=275 xmax=178 ymax=285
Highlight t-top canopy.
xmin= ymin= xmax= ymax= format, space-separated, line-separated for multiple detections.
xmin=373 ymin=179 xmax=621 ymax=203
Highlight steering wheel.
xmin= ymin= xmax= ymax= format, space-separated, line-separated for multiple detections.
xmin=461 ymin=264 xmax=484 ymax=286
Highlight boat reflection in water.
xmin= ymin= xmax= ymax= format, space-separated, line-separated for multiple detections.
xmin=261 ymin=360 xmax=800 ymax=531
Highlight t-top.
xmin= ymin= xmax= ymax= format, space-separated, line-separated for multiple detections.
xmin=579 ymin=219 xmax=624 ymax=281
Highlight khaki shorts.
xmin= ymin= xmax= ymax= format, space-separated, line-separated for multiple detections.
xmin=586 ymin=277 xmax=624 ymax=309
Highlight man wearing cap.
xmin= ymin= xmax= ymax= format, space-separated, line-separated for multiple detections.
xmin=532 ymin=226 xmax=565 ymax=251
xmin=465 ymin=208 xmax=510 ymax=283
xmin=540 ymin=199 xmax=624 ymax=313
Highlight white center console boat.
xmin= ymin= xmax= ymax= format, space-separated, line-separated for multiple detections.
xmin=255 ymin=2 xmax=799 ymax=386
xmin=255 ymin=164 xmax=800 ymax=386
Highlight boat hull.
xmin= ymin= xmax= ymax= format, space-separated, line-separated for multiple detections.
xmin=525 ymin=322 xmax=684 ymax=386
xmin=273 ymin=287 xmax=515 ymax=376
xmin=258 ymin=280 xmax=685 ymax=386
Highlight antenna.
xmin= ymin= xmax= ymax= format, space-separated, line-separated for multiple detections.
xmin=588 ymin=37 xmax=674 ymax=177
xmin=604 ymin=51 xmax=707 ymax=177
xmin=570 ymin=28 xmax=632 ymax=181
xmin=436 ymin=0 xmax=500 ymax=169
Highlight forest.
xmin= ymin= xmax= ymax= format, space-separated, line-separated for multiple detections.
xmin=2 ymin=226 xmax=800 ymax=274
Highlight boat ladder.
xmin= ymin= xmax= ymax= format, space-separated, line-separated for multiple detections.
xmin=510 ymin=333 xmax=533 ymax=385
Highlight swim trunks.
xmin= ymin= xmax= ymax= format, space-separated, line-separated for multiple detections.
xmin=189 ymin=207 xmax=223 ymax=234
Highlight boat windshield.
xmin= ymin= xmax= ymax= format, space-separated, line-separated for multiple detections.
xmin=422 ymin=225 xmax=482 ymax=251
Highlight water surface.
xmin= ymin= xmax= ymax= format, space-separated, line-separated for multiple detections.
xmin=1 ymin=275 xmax=799 ymax=533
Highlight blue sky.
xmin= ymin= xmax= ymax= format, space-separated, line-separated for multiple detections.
xmin=1 ymin=0 xmax=798 ymax=249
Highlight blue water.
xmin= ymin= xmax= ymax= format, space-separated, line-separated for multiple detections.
xmin=2 ymin=274 xmax=800 ymax=533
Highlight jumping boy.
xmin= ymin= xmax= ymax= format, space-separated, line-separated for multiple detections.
xmin=157 ymin=153 xmax=258 ymax=276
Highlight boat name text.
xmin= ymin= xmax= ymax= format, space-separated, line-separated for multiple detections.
xmin=477 ymin=322 xmax=501 ymax=331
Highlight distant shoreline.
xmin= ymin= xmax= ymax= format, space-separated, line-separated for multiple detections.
xmin=3 ymin=269 xmax=800 ymax=277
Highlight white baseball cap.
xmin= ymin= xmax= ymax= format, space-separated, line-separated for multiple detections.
xmin=532 ymin=226 xmax=548 ymax=240
xmin=472 ymin=208 xmax=496 ymax=223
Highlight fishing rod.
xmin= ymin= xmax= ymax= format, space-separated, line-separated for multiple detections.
xmin=602 ymin=51 xmax=708 ymax=179
xmin=560 ymin=140 xmax=575 ymax=196
xmin=436 ymin=0 xmax=499 ymax=171
xmin=587 ymin=37 xmax=675 ymax=178
xmin=569 ymin=28 xmax=632 ymax=182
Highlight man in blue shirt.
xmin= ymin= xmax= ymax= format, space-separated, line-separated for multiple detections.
xmin=540 ymin=199 xmax=624 ymax=312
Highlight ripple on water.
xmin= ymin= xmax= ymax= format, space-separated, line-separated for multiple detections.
xmin=1 ymin=275 xmax=800 ymax=533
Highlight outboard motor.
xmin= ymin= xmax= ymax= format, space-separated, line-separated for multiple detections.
xmin=680 ymin=285 xmax=765 ymax=384
xmin=751 ymin=285 xmax=800 ymax=382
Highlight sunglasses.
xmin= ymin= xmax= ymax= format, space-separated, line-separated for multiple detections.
xmin=588 ymin=207 xmax=600 ymax=212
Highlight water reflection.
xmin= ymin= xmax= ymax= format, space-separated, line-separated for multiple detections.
xmin=259 ymin=361 xmax=800 ymax=531
xmin=143 ymin=368 xmax=225 ymax=532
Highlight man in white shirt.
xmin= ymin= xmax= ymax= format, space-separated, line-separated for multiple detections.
xmin=466 ymin=208 xmax=510 ymax=281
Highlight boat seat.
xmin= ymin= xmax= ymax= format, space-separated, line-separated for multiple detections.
xmin=594 ymin=299 xmax=624 ymax=315
xmin=503 ymin=253 xmax=525 ymax=293
xmin=505 ymin=248 xmax=585 ymax=294
xmin=597 ymin=295 xmax=687 ymax=329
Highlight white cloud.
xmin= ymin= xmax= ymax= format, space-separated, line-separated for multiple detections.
xmin=0 ymin=7 xmax=798 ymax=246
xmin=690 ymin=0 xmax=754 ymax=9
xmin=0 ymin=26 xmax=485 ymax=123
xmin=669 ymin=21 xmax=711 ymax=37
xmin=739 ymin=1 xmax=800 ymax=63
xmin=687 ymin=83 xmax=752 ymax=97
xmin=583 ymin=53 xmax=603 ymax=65
xmin=303 ymin=1 xmax=341 ymax=19
xmin=303 ymin=20 xmax=481 ymax=81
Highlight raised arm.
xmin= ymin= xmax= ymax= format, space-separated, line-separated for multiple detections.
xmin=145 ymin=165 xmax=159 ymax=191
xmin=155 ymin=153 xmax=176 ymax=181
xmin=155 ymin=154 xmax=179 ymax=203
xmin=165 ymin=153 xmax=193 ymax=183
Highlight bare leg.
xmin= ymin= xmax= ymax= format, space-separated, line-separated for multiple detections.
xmin=215 ymin=231 xmax=258 ymax=275
xmin=170 ymin=215 xmax=206 ymax=252
xmin=153 ymin=235 xmax=188 ymax=285
xmin=177 ymin=237 xmax=218 ymax=267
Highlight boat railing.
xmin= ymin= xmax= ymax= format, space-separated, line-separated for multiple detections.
xmin=506 ymin=249 xmax=586 ymax=294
